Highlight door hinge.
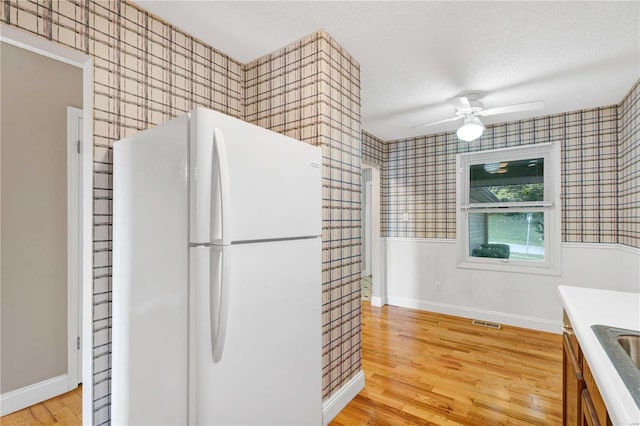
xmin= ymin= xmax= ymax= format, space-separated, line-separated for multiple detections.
xmin=76 ymin=336 xmax=81 ymax=350
xmin=76 ymin=140 xmax=81 ymax=154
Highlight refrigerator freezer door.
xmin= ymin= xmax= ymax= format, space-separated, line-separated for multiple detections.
xmin=190 ymin=108 xmax=322 ymax=243
xmin=190 ymin=239 xmax=322 ymax=425
xmin=112 ymin=115 xmax=190 ymax=425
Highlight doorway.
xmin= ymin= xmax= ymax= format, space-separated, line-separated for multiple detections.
xmin=361 ymin=162 xmax=383 ymax=306
xmin=0 ymin=27 xmax=93 ymax=418
xmin=361 ymin=168 xmax=373 ymax=301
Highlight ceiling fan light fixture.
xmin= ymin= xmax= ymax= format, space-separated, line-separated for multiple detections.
xmin=456 ymin=116 xmax=485 ymax=142
xmin=484 ymin=163 xmax=500 ymax=173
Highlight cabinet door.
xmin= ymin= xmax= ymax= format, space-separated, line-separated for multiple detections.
xmin=581 ymin=389 xmax=601 ymax=426
xmin=563 ymin=333 xmax=585 ymax=425
xmin=582 ymin=357 xmax=613 ymax=426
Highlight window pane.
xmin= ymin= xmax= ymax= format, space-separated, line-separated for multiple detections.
xmin=469 ymin=212 xmax=544 ymax=261
xmin=469 ymin=158 xmax=544 ymax=203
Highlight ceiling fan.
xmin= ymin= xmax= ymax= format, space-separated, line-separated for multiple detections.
xmin=411 ymin=93 xmax=544 ymax=142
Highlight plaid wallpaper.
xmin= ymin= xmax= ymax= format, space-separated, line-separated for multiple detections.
xmin=1 ymin=1 xmax=242 ymax=423
xmin=1 ymin=1 xmax=354 ymax=423
xmin=380 ymin=82 xmax=639 ymax=249
xmin=1 ymin=1 xmax=362 ymax=421
xmin=244 ymin=30 xmax=362 ymax=400
xmin=3 ymin=0 xmax=635 ymax=422
xmin=618 ymin=80 xmax=640 ymax=248
xmin=362 ymin=130 xmax=384 ymax=168
xmin=382 ymin=107 xmax=619 ymax=241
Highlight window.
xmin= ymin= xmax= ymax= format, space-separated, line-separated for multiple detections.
xmin=456 ymin=142 xmax=561 ymax=275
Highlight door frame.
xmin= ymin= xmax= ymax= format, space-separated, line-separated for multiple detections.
xmin=67 ymin=106 xmax=83 ymax=387
xmin=0 ymin=24 xmax=94 ymax=420
xmin=361 ymin=161 xmax=385 ymax=307
xmin=361 ymin=172 xmax=372 ymax=277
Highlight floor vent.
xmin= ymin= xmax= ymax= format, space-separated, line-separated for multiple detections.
xmin=472 ymin=319 xmax=501 ymax=329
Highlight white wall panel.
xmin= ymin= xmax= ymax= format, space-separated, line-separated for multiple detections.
xmin=383 ymin=238 xmax=640 ymax=332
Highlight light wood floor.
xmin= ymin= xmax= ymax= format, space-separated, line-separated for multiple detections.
xmin=0 ymin=386 xmax=81 ymax=425
xmin=331 ymin=302 xmax=563 ymax=426
xmin=1 ymin=304 xmax=562 ymax=425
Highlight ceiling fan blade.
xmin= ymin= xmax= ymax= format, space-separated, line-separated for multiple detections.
xmin=447 ymin=96 xmax=472 ymax=111
xmin=410 ymin=116 xmax=462 ymax=129
xmin=478 ymin=100 xmax=544 ymax=117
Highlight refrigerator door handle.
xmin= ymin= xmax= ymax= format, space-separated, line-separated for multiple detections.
xmin=212 ymin=128 xmax=231 ymax=245
xmin=211 ymin=246 xmax=231 ymax=362
xmin=194 ymin=129 xmax=214 ymax=244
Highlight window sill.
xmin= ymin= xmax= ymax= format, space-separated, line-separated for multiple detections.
xmin=457 ymin=260 xmax=562 ymax=276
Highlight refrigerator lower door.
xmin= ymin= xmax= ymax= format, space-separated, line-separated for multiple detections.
xmin=189 ymin=239 xmax=322 ymax=425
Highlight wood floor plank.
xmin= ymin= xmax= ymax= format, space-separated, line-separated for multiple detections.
xmin=58 ymin=392 xmax=82 ymax=418
xmin=47 ymin=407 xmax=81 ymax=425
xmin=0 ymin=410 xmax=36 ymax=426
xmin=331 ymin=303 xmax=562 ymax=425
xmin=26 ymin=404 xmax=57 ymax=425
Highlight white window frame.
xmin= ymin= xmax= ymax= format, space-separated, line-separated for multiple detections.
xmin=456 ymin=142 xmax=561 ymax=276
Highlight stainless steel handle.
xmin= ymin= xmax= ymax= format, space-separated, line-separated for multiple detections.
xmin=562 ymin=325 xmax=574 ymax=336
xmin=210 ymin=247 xmax=230 ymax=363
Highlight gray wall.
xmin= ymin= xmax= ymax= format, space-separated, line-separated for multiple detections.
xmin=1 ymin=42 xmax=82 ymax=392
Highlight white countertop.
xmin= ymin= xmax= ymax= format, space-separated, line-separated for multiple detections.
xmin=558 ymin=285 xmax=640 ymax=426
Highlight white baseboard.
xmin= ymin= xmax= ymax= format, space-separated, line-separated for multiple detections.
xmin=387 ymin=296 xmax=563 ymax=334
xmin=370 ymin=296 xmax=386 ymax=307
xmin=322 ymin=370 xmax=365 ymax=425
xmin=0 ymin=374 xmax=71 ymax=416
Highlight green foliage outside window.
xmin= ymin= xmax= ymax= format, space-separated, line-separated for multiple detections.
xmin=489 ymin=183 xmax=544 ymax=239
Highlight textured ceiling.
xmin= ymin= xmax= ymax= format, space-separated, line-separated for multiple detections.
xmin=134 ymin=1 xmax=640 ymax=141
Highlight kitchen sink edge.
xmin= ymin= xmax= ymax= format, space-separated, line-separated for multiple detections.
xmin=591 ymin=325 xmax=640 ymax=409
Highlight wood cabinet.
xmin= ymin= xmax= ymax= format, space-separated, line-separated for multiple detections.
xmin=562 ymin=311 xmax=612 ymax=426
xmin=582 ymin=355 xmax=612 ymax=426
xmin=563 ymin=315 xmax=584 ymax=425
xmin=582 ymin=389 xmax=600 ymax=426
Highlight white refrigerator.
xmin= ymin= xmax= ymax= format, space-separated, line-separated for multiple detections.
xmin=112 ymin=108 xmax=322 ymax=425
